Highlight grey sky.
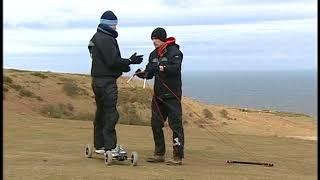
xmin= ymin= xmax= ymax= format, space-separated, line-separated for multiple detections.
xmin=3 ymin=0 xmax=317 ymax=72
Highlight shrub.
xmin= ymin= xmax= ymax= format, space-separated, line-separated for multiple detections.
xmin=4 ymin=76 xmax=13 ymax=84
xmin=62 ymin=81 xmax=88 ymax=97
xmin=66 ymin=103 xmax=74 ymax=111
xmin=118 ymin=103 xmax=150 ymax=126
xmin=19 ymin=88 xmax=36 ymax=97
xmin=220 ymin=109 xmax=233 ymax=120
xmin=203 ymin=108 xmax=213 ymax=119
xmin=4 ymin=85 xmax=9 ymax=92
xmin=40 ymin=103 xmax=73 ymax=118
xmin=30 ymin=72 xmax=48 ymax=79
xmin=10 ymin=84 xmax=22 ymax=91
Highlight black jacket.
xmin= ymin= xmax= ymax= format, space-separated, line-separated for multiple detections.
xmin=88 ymin=30 xmax=130 ymax=78
xmin=145 ymin=44 xmax=183 ymax=99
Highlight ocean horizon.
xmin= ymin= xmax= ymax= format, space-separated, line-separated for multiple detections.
xmin=181 ymin=70 xmax=317 ymax=117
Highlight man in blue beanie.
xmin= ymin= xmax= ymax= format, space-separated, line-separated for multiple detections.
xmin=88 ymin=10 xmax=143 ymax=155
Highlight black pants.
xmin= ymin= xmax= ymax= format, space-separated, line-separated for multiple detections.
xmin=151 ymin=96 xmax=184 ymax=159
xmin=92 ymin=77 xmax=119 ymax=150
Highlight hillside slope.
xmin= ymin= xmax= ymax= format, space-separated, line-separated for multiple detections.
xmin=3 ymin=69 xmax=316 ymax=139
xmin=3 ymin=69 xmax=317 ymax=179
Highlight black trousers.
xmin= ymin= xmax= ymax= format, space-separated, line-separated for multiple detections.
xmin=151 ymin=96 xmax=184 ymax=159
xmin=92 ymin=77 xmax=119 ymax=150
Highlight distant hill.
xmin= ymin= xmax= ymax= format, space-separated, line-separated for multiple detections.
xmin=3 ymin=68 xmax=316 ymax=139
xmin=3 ymin=68 xmax=317 ymax=179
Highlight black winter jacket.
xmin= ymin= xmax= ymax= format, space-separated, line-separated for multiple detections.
xmin=88 ymin=30 xmax=130 ymax=78
xmin=145 ymin=44 xmax=183 ymax=99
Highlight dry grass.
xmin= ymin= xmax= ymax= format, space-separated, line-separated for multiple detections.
xmin=3 ymin=112 xmax=317 ymax=180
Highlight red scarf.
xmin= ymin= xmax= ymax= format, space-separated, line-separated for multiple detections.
xmin=157 ymin=37 xmax=176 ymax=58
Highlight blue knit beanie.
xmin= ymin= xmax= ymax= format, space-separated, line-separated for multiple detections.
xmin=100 ymin=10 xmax=118 ymax=26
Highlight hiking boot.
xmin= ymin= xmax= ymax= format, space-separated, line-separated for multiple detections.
xmin=166 ymin=157 xmax=182 ymax=165
xmin=146 ymin=155 xmax=165 ymax=163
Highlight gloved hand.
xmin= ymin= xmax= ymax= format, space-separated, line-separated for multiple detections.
xmin=129 ymin=52 xmax=143 ymax=64
xmin=135 ymin=68 xmax=146 ymax=78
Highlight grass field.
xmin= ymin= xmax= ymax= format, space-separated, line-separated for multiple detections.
xmin=4 ymin=111 xmax=317 ymax=180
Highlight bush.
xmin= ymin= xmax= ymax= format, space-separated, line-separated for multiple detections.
xmin=19 ymin=88 xmax=36 ymax=97
xmin=118 ymin=103 xmax=150 ymax=126
xmin=220 ymin=109 xmax=233 ymax=120
xmin=66 ymin=103 xmax=74 ymax=111
xmin=203 ymin=108 xmax=213 ymax=119
xmin=4 ymin=76 xmax=13 ymax=84
xmin=30 ymin=72 xmax=48 ymax=79
xmin=40 ymin=103 xmax=73 ymax=118
xmin=4 ymin=85 xmax=9 ymax=92
xmin=62 ymin=81 xmax=88 ymax=97
xmin=118 ymin=87 xmax=151 ymax=106
xmin=10 ymin=84 xmax=22 ymax=91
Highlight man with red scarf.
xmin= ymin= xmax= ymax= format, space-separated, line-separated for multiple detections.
xmin=136 ymin=27 xmax=184 ymax=165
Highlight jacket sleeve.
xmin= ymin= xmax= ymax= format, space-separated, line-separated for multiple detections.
xmin=96 ymin=37 xmax=130 ymax=71
xmin=144 ymin=55 xmax=156 ymax=79
xmin=163 ymin=53 xmax=183 ymax=76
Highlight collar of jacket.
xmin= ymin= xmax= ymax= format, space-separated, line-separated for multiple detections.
xmin=157 ymin=37 xmax=176 ymax=58
xmin=97 ymin=24 xmax=118 ymax=38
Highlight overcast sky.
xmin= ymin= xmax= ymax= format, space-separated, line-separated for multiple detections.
xmin=3 ymin=0 xmax=318 ymax=73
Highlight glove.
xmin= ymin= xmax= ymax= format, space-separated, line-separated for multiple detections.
xmin=129 ymin=52 xmax=143 ymax=64
xmin=135 ymin=69 xmax=146 ymax=78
